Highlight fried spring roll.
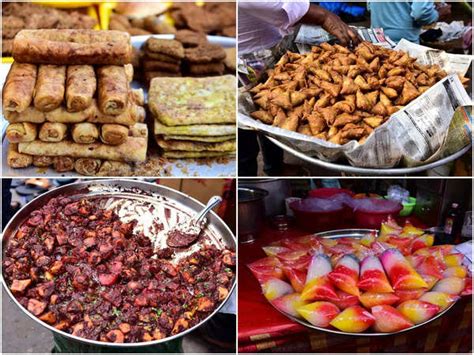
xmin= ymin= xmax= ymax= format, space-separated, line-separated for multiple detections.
xmin=74 ymin=158 xmax=102 ymax=176
xmin=124 ymin=63 xmax=134 ymax=83
xmin=66 ymin=65 xmax=96 ymax=112
xmin=13 ymin=29 xmax=132 ymax=65
xmin=97 ymin=161 xmax=132 ymax=176
xmin=100 ymin=124 xmax=129 ymax=145
xmin=38 ymin=122 xmax=67 ymax=142
xmin=7 ymin=143 xmax=33 ymax=168
xmin=33 ymin=156 xmax=54 ymax=167
xmin=89 ymin=101 xmax=144 ymax=126
xmin=97 ymin=65 xmax=129 ymax=115
xmin=34 ymin=65 xmax=66 ymax=112
xmin=131 ymin=88 xmax=144 ymax=106
xmin=3 ymin=62 xmax=37 ymax=112
xmin=71 ymin=123 xmax=99 ymax=144
xmin=129 ymin=123 xmax=148 ymax=138
xmin=6 ymin=123 xmax=37 ymax=143
xmin=18 ymin=137 xmax=147 ymax=162
xmin=53 ymin=156 xmax=75 ymax=172
xmin=4 ymin=107 xmax=46 ymax=124
xmin=46 ymin=104 xmax=94 ymax=123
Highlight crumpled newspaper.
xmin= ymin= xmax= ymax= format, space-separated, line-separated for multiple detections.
xmin=238 ymin=35 xmax=472 ymax=169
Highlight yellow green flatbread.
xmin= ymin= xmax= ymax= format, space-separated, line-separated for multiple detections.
xmin=154 ymin=119 xmax=235 ymax=136
xmin=163 ymin=151 xmax=236 ymax=159
xmin=162 ymin=134 xmax=235 ymax=143
xmin=149 ymin=75 xmax=236 ymax=125
xmin=155 ymin=137 xmax=236 ymax=152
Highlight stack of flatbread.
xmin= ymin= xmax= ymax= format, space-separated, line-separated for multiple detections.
xmin=4 ymin=29 xmax=146 ymax=176
xmin=149 ymin=75 xmax=236 ymax=158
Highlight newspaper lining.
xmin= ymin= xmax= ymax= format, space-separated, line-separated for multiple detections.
xmin=238 ymin=32 xmax=473 ymax=169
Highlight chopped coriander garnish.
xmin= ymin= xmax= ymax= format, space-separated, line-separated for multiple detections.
xmin=196 ymin=293 xmax=204 ymax=298
xmin=112 ymin=307 xmax=121 ymax=316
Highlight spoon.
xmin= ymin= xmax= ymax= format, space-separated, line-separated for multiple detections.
xmin=166 ymin=195 xmax=223 ymax=248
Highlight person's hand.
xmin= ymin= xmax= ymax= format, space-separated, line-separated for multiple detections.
xmin=322 ymin=12 xmax=361 ymax=48
xmin=436 ymin=3 xmax=451 ymax=21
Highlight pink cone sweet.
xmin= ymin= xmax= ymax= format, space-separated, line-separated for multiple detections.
xmin=262 ymin=246 xmax=291 ymax=257
xmin=386 ymin=235 xmax=412 ymax=255
xmin=358 ymin=255 xmax=393 ymax=293
xmin=397 ymin=300 xmax=440 ymax=324
xmin=277 ymin=250 xmax=312 ymax=271
xmin=301 ymin=254 xmax=338 ymax=302
xmin=283 ymin=266 xmax=306 ymax=293
xmin=400 ymin=222 xmax=424 ymax=236
xmin=296 ymin=301 xmax=340 ymax=327
xmin=272 ymin=293 xmax=307 ymax=318
xmin=444 ymin=253 xmax=464 ymax=267
xmin=329 ymin=305 xmax=375 ymax=333
xmin=248 ymin=257 xmax=285 ymax=282
xmin=421 ymin=274 xmax=439 ymax=291
xmin=442 ymin=266 xmax=468 ymax=278
xmin=394 ymin=289 xmax=426 ymax=304
xmin=332 ymin=290 xmax=360 ymax=310
xmin=359 ymin=292 xmax=400 ymax=308
xmin=380 ymin=249 xmax=428 ymax=290
xmin=360 ymin=231 xmax=376 ymax=247
xmin=328 ymin=254 xmax=360 ymax=296
xmin=371 ymin=305 xmax=414 ymax=332
xmin=461 ymin=277 xmax=472 ymax=296
xmin=410 ymin=234 xmax=434 ymax=253
xmin=261 ymin=278 xmax=294 ymax=301
xmin=419 ymin=291 xmax=459 ymax=310
xmin=432 ymin=277 xmax=466 ymax=295
xmin=415 ymin=255 xmax=446 ymax=279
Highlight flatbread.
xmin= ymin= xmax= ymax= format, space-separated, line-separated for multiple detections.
xmin=148 ymin=75 xmax=236 ymax=125
xmin=156 ymin=137 xmax=235 ymax=152
xmin=163 ymin=151 xmax=235 ymax=159
xmin=153 ymin=119 xmax=235 ymax=136
xmin=162 ymin=134 xmax=235 ymax=142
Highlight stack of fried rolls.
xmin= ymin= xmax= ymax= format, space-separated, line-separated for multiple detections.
xmin=4 ymin=29 xmax=147 ymax=176
xmin=149 ymin=75 xmax=236 ymax=159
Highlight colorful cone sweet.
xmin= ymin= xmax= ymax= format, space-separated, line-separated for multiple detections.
xmin=296 ymin=301 xmax=340 ymax=327
xmin=421 ymin=274 xmax=439 ymax=291
xmin=358 ymin=255 xmax=393 ymax=293
xmin=328 ymin=254 xmax=360 ymax=296
xmin=301 ymin=276 xmax=339 ymax=302
xmin=444 ymin=253 xmax=464 ymax=267
xmin=261 ymin=278 xmax=294 ymax=301
xmin=419 ymin=291 xmax=459 ymax=310
xmin=332 ymin=290 xmax=360 ymax=310
xmin=442 ymin=266 xmax=467 ymax=278
xmin=394 ymin=289 xmax=426 ymax=304
xmin=386 ymin=235 xmax=412 ymax=255
xmin=410 ymin=234 xmax=434 ymax=253
xmin=415 ymin=256 xmax=446 ymax=279
xmin=461 ymin=277 xmax=472 ymax=296
xmin=371 ymin=305 xmax=414 ymax=332
xmin=432 ymin=277 xmax=466 ymax=295
xmin=360 ymin=231 xmax=376 ymax=247
xmin=248 ymin=257 xmax=285 ymax=281
xmin=380 ymin=249 xmax=428 ymax=290
xmin=283 ymin=267 xmax=306 ymax=293
xmin=262 ymin=246 xmax=290 ymax=257
xmin=272 ymin=293 xmax=307 ymax=318
xmin=329 ymin=306 xmax=375 ymax=333
xmin=306 ymin=254 xmax=333 ymax=283
xmin=397 ymin=300 xmax=440 ymax=324
xmin=401 ymin=222 xmax=424 ymax=236
xmin=359 ymin=292 xmax=400 ymax=308
xmin=379 ymin=217 xmax=402 ymax=240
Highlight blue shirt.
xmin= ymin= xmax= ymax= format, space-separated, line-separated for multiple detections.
xmin=368 ymin=1 xmax=439 ymax=43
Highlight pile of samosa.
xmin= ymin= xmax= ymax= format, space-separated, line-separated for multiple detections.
xmin=249 ymin=41 xmax=469 ymax=145
xmin=3 ymin=29 xmax=147 ymax=176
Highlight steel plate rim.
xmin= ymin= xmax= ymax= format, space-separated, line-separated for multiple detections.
xmin=267 ymin=228 xmax=459 ymax=336
xmin=266 ymin=135 xmax=471 ymax=175
xmin=1 ymin=179 xmax=236 ymax=348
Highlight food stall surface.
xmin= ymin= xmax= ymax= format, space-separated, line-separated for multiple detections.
xmin=238 ymin=222 xmax=472 ymax=353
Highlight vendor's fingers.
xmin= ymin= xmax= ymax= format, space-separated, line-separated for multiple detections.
xmin=348 ymin=28 xmax=362 ymax=46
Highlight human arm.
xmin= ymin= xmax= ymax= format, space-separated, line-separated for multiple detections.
xmin=410 ymin=1 xmax=440 ymax=26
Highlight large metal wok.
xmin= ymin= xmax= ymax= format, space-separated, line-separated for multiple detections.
xmin=1 ymin=179 xmax=236 ymax=348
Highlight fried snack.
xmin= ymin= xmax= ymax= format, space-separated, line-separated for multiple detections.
xmin=131 ymin=89 xmax=145 ymax=106
xmin=6 ymin=123 xmax=37 ymax=143
xmin=7 ymin=143 xmax=32 ymax=168
xmin=71 ymin=122 xmax=99 ymax=144
xmin=129 ymin=123 xmax=148 ymax=138
xmin=156 ymin=137 xmax=236 ymax=152
xmin=175 ymin=29 xmax=207 ymax=47
xmin=162 ymin=134 xmax=235 ymax=143
xmin=163 ymin=151 xmax=234 ymax=159
xmin=185 ymin=43 xmax=226 ymax=63
xmin=3 ymin=62 xmax=37 ymax=112
xmin=18 ymin=136 xmax=147 ymax=162
xmin=100 ymin=124 xmax=129 ymax=145
xmin=97 ymin=161 xmax=132 ymax=176
xmin=53 ymin=156 xmax=75 ymax=172
xmin=146 ymin=38 xmax=184 ymax=59
xmin=46 ymin=105 xmax=94 ymax=123
xmin=33 ymin=65 xmax=66 ymax=112
xmin=154 ymin=120 xmax=235 ymax=136
xmin=88 ymin=101 xmax=144 ymax=126
xmin=66 ymin=65 xmax=96 ymax=112
xmin=38 ymin=122 xmax=67 ymax=142
xmin=224 ymin=47 xmax=236 ymax=71
xmin=13 ymin=29 xmax=132 ymax=65
xmin=97 ymin=65 xmax=129 ymax=115
xmin=149 ymin=76 xmax=235 ymax=125
xmin=143 ymin=60 xmax=181 ymax=73
xmin=249 ymin=41 xmax=455 ymax=145
xmin=145 ymin=52 xmax=181 ymax=63
xmin=74 ymin=158 xmax=102 ymax=176
xmin=33 ymin=156 xmax=54 ymax=168
xmin=189 ymin=62 xmax=225 ymax=75
xmin=4 ymin=107 xmax=46 ymax=124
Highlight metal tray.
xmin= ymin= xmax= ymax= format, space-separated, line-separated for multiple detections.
xmin=1 ymin=34 xmax=236 ymax=177
xmin=267 ymin=136 xmax=471 ymax=176
xmin=269 ymin=228 xmax=456 ymax=336
xmin=1 ymin=179 xmax=236 ymax=348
